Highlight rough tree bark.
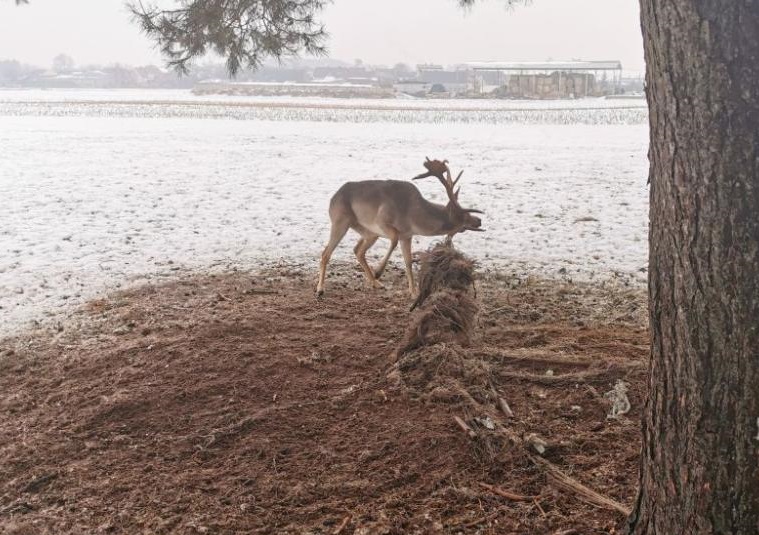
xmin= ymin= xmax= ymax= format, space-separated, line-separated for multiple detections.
xmin=629 ymin=1 xmax=759 ymax=533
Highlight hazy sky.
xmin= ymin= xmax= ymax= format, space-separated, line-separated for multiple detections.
xmin=0 ymin=0 xmax=644 ymax=73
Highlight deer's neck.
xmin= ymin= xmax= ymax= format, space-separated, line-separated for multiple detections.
xmin=416 ymin=199 xmax=458 ymax=236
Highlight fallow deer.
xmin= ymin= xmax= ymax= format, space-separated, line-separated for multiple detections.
xmin=316 ymin=158 xmax=484 ymax=296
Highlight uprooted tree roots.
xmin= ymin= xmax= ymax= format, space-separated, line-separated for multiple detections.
xmin=397 ymin=243 xmax=478 ymax=356
xmin=390 ymin=242 xmax=632 ymax=517
xmin=411 ymin=241 xmax=476 ymax=310
xmin=393 ymin=243 xmax=493 ymax=404
xmin=394 ymin=243 xmax=506 ymax=459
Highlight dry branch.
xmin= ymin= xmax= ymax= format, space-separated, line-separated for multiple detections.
xmin=333 ymin=514 xmax=351 ymax=534
xmin=533 ymin=498 xmax=547 ymax=517
xmin=477 ymin=346 xmax=601 ymax=367
xmin=497 ymin=363 xmax=643 ymax=385
xmin=497 ymin=396 xmax=514 ymax=417
xmin=530 ymin=455 xmax=631 ymax=516
xmin=453 ymin=415 xmax=477 ymax=439
xmin=478 ymin=482 xmax=536 ymax=502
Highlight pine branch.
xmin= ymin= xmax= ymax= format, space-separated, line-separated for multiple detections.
xmin=126 ymin=0 xmax=330 ymax=76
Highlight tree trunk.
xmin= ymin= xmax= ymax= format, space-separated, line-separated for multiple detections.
xmin=629 ymin=1 xmax=759 ymax=533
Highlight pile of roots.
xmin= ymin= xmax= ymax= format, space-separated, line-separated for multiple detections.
xmin=388 ymin=245 xmax=636 ymax=520
xmin=396 ymin=344 xmax=492 ymax=404
xmin=392 ymin=243 xmax=510 ymax=457
xmin=396 ymin=243 xmax=478 ymax=357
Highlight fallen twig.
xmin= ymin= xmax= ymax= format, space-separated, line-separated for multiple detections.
xmin=478 ymin=482 xmax=536 ymax=502
xmin=333 ymin=514 xmax=351 ymax=534
xmin=530 ymin=455 xmax=631 ymax=516
xmin=533 ymin=498 xmax=547 ymax=517
xmin=477 ymin=346 xmax=611 ymax=367
xmin=497 ymin=363 xmax=642 ymax=385
xmin=524 ymin=433 xmax=548 ymax=454
xmin=497 ymin=396 xmax=514 ymax=417
xmin=453 ymin=415 xmax=477 ymax=439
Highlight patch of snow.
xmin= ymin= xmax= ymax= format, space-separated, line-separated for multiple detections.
xmin=0 ymin=91 xmax=649 ymax=335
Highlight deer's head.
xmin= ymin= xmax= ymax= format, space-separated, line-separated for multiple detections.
xmin=412 ymin=158 xmax=484 ymax=235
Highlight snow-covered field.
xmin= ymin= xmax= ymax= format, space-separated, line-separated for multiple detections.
xmin=0 ymin=89 xmax=649 ymax=334
xmin=0 ymin=88 xmax=649 ymax=109
xmin=0 ymin=89 xmax=648 ymax=125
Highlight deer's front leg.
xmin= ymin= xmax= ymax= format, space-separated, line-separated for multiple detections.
xmin=317 ymin=220 xmax=350 ymax=296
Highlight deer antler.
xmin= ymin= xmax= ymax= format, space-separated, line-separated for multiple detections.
xmin=412 ymin=158 xmax=460 ymax=203
xmin=412 ymin=157 xmax=449 ymax=187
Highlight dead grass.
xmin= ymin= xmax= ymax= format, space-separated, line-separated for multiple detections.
xmin=0 ymin=262 xmax=647 ymax=534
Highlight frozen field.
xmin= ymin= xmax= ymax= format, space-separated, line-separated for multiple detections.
xmin=0 ymin=88 xmax=647 ymax=125
xmin=0 ymin=88 xmax=649 ymax=109
xmin=0 ymin=90 xmax=649 ymax=334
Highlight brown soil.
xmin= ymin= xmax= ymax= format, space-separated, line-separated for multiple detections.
xmin=0 ymin=263 xmax=648 ymax=534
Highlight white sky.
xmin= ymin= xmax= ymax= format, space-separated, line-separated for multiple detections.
xmin=0 ymin=0 xmax=644 ymax=74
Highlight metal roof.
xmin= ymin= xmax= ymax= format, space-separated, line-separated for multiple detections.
xmin=466 ymin=61 xmax=623 ymax=71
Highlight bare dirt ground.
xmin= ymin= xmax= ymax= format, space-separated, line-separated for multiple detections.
xmin=0 ymin=262 xmax=648 ymax=534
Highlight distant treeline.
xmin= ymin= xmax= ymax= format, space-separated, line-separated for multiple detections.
xmin=0 ymin=57 xmax=413 ymax=90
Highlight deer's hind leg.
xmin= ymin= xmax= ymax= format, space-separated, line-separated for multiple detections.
xmin=400 ymin=237 xmax=417 ymax=297
xmin=316 ymin=219 xmax=350 ymax=296
xmin=354 ymin=234 xmax=381 ymax=289
xmin=373 ymin=230 xmax=399 ymax=280
xmin=371 ymin=206 xmax=401 ymax=281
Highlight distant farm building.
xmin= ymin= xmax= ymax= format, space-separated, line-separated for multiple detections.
xmin=186 ymin=60 xmax=633 ymax=100
xmin=467 ymin=61 xmax=623 ymax=99
xmin=393 ymin=64 xmax=469 ymax=97
xmin=390 ymin=61 xmax=624 ymax=99
xmin=392 ymin=80 xmax=431 ymax=96
xmin=416 ymin=64 xmax=470 ymax=95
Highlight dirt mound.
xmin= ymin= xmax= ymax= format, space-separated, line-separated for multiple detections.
xmin=0 ymin=263 xmax=648 ymax=534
